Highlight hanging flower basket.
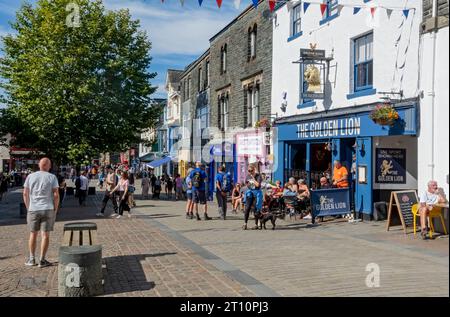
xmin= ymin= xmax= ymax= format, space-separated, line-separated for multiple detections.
xmin=370 ymin=103 xmax=399 ymax=126
xmin=254 ymin=118 xmax=272 ymax=130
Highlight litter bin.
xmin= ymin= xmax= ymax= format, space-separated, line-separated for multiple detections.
xmin=19 ymin=203 xmax=27 ymax=218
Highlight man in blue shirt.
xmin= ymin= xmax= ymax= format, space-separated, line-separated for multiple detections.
xmin=215 ymin=165 xmax=232 ymax=220
xmin=189 ymin=161 xmax=211 ymax=220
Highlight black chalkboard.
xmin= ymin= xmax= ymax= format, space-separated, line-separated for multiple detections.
xmin=386 ymin=190 xmax=419 ymax=233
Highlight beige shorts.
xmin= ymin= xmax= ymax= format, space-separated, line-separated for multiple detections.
xmin=27 ymin=209 xmax=56 ymax=232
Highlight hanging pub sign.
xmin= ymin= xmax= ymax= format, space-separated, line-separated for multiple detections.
xmin=297 ymin=46 xmax=331 ymax=100
xmin=375 ymin=148 xmax=406 ymax=184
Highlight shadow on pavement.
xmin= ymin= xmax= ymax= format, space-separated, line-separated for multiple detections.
xmin=133 ymin=214 xmax=181 ymax=220
xmin=103 ymin=253 xmax=177 ymax=295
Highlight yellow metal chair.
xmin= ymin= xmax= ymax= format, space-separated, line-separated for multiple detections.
xmin=412 ymin=203 xmax=448 ymax=238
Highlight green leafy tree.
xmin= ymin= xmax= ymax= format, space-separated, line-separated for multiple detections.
xmin=0 ymin=0 xmax=160 ymax=166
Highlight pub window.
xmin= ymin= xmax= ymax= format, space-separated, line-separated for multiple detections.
xmin=353 ymin=32 xmax=373 ymax=92
xmin=325 ymin=0 xmax=339 ymax=18
xmin=292 ymin=4 xmax=302 ymax=37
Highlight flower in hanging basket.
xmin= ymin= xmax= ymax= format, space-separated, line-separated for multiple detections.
xmin=370 ymin=103 xmax=399 ymax=126
xmin=254 ymin=118 xmax=272 ymax=129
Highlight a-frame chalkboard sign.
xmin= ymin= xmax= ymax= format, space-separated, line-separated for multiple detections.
xmin=386 ymin=190 xmax=419 ymax=234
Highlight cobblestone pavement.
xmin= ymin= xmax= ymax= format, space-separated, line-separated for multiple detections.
xmin=0 ymin=182 xmax=448 ymax=297
xmin=0 ymin=187 xmax=255 ymax=297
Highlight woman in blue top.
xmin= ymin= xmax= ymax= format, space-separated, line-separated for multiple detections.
xmin=243 ymin=164 xmax=263 ymax=230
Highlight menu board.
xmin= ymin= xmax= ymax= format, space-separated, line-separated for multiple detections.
xmin=386 ymin=190 xmax=419 ymax=233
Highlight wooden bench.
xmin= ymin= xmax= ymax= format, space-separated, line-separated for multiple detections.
xmin=62 ymin=222 xmax=98 ymax=246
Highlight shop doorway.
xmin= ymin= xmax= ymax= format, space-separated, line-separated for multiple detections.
xmin=310 ymin=143 xmax=332 ymax=189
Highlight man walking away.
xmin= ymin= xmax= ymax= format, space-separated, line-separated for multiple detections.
xmin=78 ymin=171 xmax=89 ymax=206
xmin=23 ymin=158 xmax=59 ymax=267
xmin=189 ymin=162 xmax=211 ymax=221
xmin=97 ymin=165 xmax=118 ymax=217
xmin=215 ymin=166 xmax=232 ymax=220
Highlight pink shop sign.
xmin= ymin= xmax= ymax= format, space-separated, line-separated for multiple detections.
xmin=236 ymin=133 xmax=264 ymax=157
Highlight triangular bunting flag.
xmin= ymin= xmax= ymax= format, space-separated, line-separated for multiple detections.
xmin=198 ymin=0 xmax=203 ymax=6
xmin=370 ymin=7 xmax=376 ymax=18
xmin=216 ymin=0 xmax=222 ymax=8
xmin=252 ymin=0 xmax=258 ymax=8
xmin=303 ymin=2 xmax=310 ymax=13
xmin=353 ymin=7 xmax=361 ymax=15
xmin=320 ymin=4 xmax=327 ymax=16
xmin=337 ymin=5 xmax=344 ymax=15
xmin=402 ymin=9 xmax=410 ymax=19
xmin=386 ymin=8 xmax=393 ymax=20
xmin=269 ymin=0 xmax=276 ymax=12
xmin=233 ymin=0 xmax=240 ymax=9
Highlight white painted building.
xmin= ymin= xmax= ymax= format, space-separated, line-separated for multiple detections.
xmin=0 ymin=134 xmax=11 ymax=173
xmin=271 ymin=0 xmax=423 ymax=218
xmin=418 ymin=0 xmax=449 ymax=198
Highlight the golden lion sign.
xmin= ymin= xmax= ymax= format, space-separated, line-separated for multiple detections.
xmin=304 ymin=64 xmax=321 ymax=93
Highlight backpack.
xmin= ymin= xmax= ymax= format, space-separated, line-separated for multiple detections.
xmin=192 ymin=171 xmax=202 ymax=188
xmin=222 ymin=173 xmax=232 ymax=192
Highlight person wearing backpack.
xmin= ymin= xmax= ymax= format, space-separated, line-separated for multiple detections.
xmin=188 ymin=161 xmax=211 ymax=221
xmin=215 ymin=166 xmax=232 ymax=220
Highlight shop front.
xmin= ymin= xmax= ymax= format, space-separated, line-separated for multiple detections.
xmin=274 ymin=101 xmax=418 ymax=219
xmin=208 ymin=141 xmax=236 ymax=200
xmin=235 ymin=130 xmax=273 ymax=185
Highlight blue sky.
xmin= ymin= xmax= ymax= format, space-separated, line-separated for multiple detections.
xmin=0 ymin=0 xmax=250 ymax=100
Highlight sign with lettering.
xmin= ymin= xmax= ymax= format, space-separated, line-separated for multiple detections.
xmin=300 ymin=49 xmax=326 ymax=59
xmin=236 ymin=134 xmax=263 ymax=156
xmin=311 ymin=188 xmax=351 ymax=217
xmin=276 ymin=103 xmax=418 ymax=141
xmin=296 ymin=118 xmax=361 ymax=139
xmin=375 ymin=148 xmax=406 ymax=184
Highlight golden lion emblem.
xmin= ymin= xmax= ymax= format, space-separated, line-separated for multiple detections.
xmin=304 ymin=65 xmax=321 ymax=92
xmin=380 ymin=160 xmax=394 ymax=177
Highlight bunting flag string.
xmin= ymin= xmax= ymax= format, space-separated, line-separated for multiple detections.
xmin=157 ymin=0 xmax=416 ymax=18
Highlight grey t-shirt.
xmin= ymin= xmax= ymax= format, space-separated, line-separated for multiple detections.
xmin=24 ymin=171 xmax=59 ymax=212
xmin=246 ymin=174 xmax=262 ymax=190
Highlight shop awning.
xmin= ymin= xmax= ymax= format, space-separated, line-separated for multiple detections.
xmin=146 ymin=156 xmax=173 ymax=169
xmin=139 ymin=152 xmax=159 ymax=162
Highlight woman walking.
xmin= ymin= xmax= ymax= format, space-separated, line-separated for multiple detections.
xmin=110 ymin=171 xmax=131 ymax=219
xmin=141 ymin=172 xmax=150 ymax=199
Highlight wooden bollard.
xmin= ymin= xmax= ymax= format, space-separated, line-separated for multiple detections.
xmin=58 ymin=245 xmax=103 ymax=297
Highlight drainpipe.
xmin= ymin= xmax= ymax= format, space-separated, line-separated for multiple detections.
xmin=429 ymin=0 xmax=438 ymax=180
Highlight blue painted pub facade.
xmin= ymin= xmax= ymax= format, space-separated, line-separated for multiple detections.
xmin=273 ymin=101 xmax=418 ymax=218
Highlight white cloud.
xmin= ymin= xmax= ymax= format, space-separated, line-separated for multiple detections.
xmin=104 ymin=0 xmax=237 ymax=55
